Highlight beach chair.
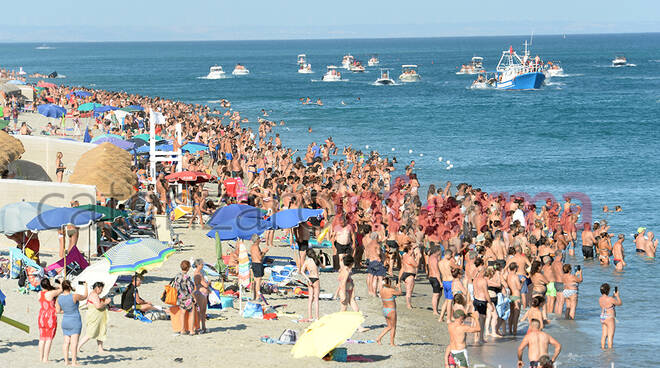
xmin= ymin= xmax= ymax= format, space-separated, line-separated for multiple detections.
xmin=265 ymin=265 xmax=299 ymax=287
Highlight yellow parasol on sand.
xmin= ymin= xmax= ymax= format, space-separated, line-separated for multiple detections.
xmin=69 ymin=142 xmax=136 ymax=200
xmin=291 ymin=311 xmax=364 ymax=359
xmin=0 ymin=130 xmax=25 ymax=173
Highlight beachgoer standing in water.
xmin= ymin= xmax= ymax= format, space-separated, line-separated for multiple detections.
xmin=599 ymin=283 xmax=622 ymax=349
xmin=517 ymin=319 xmax=561 ymax=368
xmin=612 ymin=234 xmax=626 ymax=271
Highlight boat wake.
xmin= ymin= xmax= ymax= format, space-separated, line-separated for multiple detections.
xmin=610 ymin=64 xmax=636 ymax=68
xmin=548 ymin=73 xmax=582 ymax=78
xmin=311 ymin=79 xmax=350 ymax=82
xmin=371 ymin=82 xmax=400 ymax=86
xmin=54 ymin=74 xmax=66 ymax=78
xmin=198 ymin=76 xmax=229 ymax=80
xmin=469 ymin=83 xmax=492 ymax=90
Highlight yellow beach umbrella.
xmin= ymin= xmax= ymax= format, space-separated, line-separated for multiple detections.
xmin=291 ymin=311 xmax=364 ymax=359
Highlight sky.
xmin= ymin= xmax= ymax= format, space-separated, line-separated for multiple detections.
xmin=1 ymin=0 xmax=658 ymax=42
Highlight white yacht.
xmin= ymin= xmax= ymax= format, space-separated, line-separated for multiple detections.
xmin=297 ymin=54 xmax=307 ymax=65
xmin=612 ymin=55 xmax=627 ymax=67
xmin=456 ymin=57 xmax=485 ymax=75
xmin=321 ymin=66 xmax=342 ymax=82
xmin=368 ymin=55 xmax=380 ymax=67
xmin=206 ymin=65 xmax=226 ymax=79
xmin=232 ymin=64 xmax=250 ymax=75
xmin=298 ymin=63 xmax=313 ymax=74
xmin=544 ymin=61 xmax=564 ymax=77
xmin=341 ymin=54 xmax=354 ymax=69
xmin=374 ymin=69 xmax=395 ymax=85
xmin=348 ymin=60 xmax=365 ymax=72
xmin=398 ymin=65 xmax=421 ymax=82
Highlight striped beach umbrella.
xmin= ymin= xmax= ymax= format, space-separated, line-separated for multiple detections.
xmin=103 ymin=238 xmax=175 ymax=275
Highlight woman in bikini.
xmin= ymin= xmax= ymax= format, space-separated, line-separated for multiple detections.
xmin=337 ymin=255 xmax=359 ymax=312
xmin=399 ymin=245 xmax=419 ymax=309
xmin=599 ymin=283 xmax=622 ymax=349
xmin=301 ymin=249 xmax=321 ymax=321
xmin=55 ymin=151 xmax=65 ymax=182
xmin=192 ymin=259 xmax=209 ymax=333
xmin=561 ymin=264 xmax=582 ymax=320
xmin=530 ymin=260 xmax=548 ymax=298
xmin=376 ymin=277 xmax=402 ymax=346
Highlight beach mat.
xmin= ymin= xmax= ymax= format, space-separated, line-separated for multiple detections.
xmin=0 ymin=315 xmax=30 ymax=333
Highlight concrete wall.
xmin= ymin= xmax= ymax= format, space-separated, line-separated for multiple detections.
xmin=15 ymin=135 xmax=96 ymax=183
xmin=0 ymin=179 xmax=97 ymax=259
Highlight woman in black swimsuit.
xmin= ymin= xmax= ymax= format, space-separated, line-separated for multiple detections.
xmin=55 ymin=152 xmax=65 ymax=183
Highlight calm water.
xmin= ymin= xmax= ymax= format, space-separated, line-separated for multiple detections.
xmin=2 ymin=34 xmax=659 ymax=367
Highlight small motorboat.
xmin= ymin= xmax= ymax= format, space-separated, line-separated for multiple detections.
xmin=544 ymin=61 xmax=564 ymax=77
xmin=398 ymin=65 xmax=421 ymax=82
xmin=206 ymin=65 xmax=226 ymax=79
xmin=348 ymin=60 xmax=365 ymax=72
xmin=341 ymin=54 xmax=354 ymax=69
xmin=368 ymin=55 xmax=380 ymax=67
xmin=470 ymin=72 xmax=493 ymax=89
xmin=456 ymin=57 xmax=485 ymax=75
xmin=232 ymin=64 xmax=250 ymax=75
xmin=612 ymin=55 xmax=627 ymax=67
xmin=18 ymin=67 xmax=26 ymax=76
xmin=321 ymin=66 xmax=342 ymax=82
xmin=374 ymin=69 xmax=395 ymax=85
xmin=298 ymin=63 xmax=313 ymax=74
xmin=297 ymin=54 xmax=307 ymax=65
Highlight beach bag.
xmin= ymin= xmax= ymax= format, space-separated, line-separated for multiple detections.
xmin=208 ymin=287 xmax=223 ymax=307
xmin=278 ymin=329 xmax=297 ymax=344
xmin=161 ymin=281 xmax=178 ymax=305
xmin=242 ymin=301 xmax=263 ymax=319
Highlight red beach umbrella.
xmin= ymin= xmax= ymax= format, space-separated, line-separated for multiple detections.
xmin=165 ymin=171 xmax=213 ymax=184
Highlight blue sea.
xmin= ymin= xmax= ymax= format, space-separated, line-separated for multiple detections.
xmin=2 ymin=33 xmax=659 ymax=367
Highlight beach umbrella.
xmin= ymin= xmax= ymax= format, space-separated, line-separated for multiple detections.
xmin=269 ymin=208 xmax=324 ymax=230
xmin=91 ymin=133 xmax=123 ymax=143
xmin=165 ymin=171 xmax=213 ymax=184
xmin=127 ymin=138 xmax=147 ymax=148
xmin=93 ymin=105 xmax=118 ymax=114
xmin=206 ymin=212 xmax=271 ymax=241
xmin=134 ymin=133 xmax=163 ymax=141
xmin=0 ymin=121 xmax=9 ymax=130
xmin=75 ymin=204 xmax=127 ymax=222
xmin=26 ymin=207 xmax=103 ymax=232
xmin=6 ymin=80 xmax=26 ymax=85
xmin=103 ymin=238 xmax=175 ymax=274
xmin=0 ymin=131 xmax=25 ymax=172
xmin=207 ymin=204 xmax=264 ymax=228
xmin=181 ymin=142 xmax=208 ymax=154
xmin=73 ymin=90 xmax=92 ymax=98
xmin=291 ymin=312 xmax=365 ymax=359
xmin=72 ymin=259 xmax=118 ymax=298
xmin=120 ymin=105 xmax=144 ymax=112
xmin=93 ymin=136 xmax=135 ymax=150
xmin=36 ymin=81 xmax=56 ymax=88
xmin=37 ymin=104 xmax=67 ymax=118
xmin=0 ymin=202 xmax=57 ymax=235
xmin=77 ymin=102 xmax=104 ymax=112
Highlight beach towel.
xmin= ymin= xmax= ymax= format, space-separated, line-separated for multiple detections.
xmin=9 ymin=247 xmax=42 ymax=279
xmin=85 ymin=306 xmax=108 ymax=341
xmin=496 ymin=293 xmax=510 ymax=320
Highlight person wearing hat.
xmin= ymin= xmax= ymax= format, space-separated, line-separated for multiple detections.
xmin=445 ymin=310 xmax=481 ymax=368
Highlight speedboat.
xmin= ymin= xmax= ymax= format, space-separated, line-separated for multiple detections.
xmin=321 ymin=66 xmax=342 ymax=82
xmin=456 ymin=57 xmax=485 ymax=74
xmin=374 ymin=69 xmax=395 ymax=85
xmin=398 ymin=65 xmax=421 ymax=82
xmin=298 ymin=63 xmax=313 ymax=74
xmin=341 ymin=54 xmax=354 ymax=69
xmin=492 ymin=42 xmax=545 ymax=90
xmin=348 ymin=60 xmax=365 ymax=72
xmin=612 ymin=55 xmax=627 ymax=67
xmin=297 ymin=54 xmax=307 ymax=65
xmin=232 ymin=64 xmax=249 ymax=75
xmin=35 ymin=44 xmax=54 ymax=50
xmin=18 ymin=67 xmax=26 ymax=76
xmin=368 ymin=55 xmax=380 ymax=67
xmin=206 ymin=65 xmax=226 ymax=79
xmin=544 ymin=61 xmax=564 ymax=77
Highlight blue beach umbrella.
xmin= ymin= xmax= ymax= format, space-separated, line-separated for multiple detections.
xmin=206 ymin=216 xmax=272 ymax=241
xmin=182 ymin=142 xmax=208 ymax=154
xmin=268 ymin=208 xmax=324 ymax=230
xmin=93 ymin=136 xmax=135 ymax=150
xmin=93 ymin=105 xmax=118 ymax=114
xmin=37 ymin=104 xmax=67 ymax=118
xmin=207 ymin=204 xmax=264 ymax=228
xmin=73 ymin=90 xmax=92 ymax=98
xmin=0 ymin=202 xmax=57 ymax=235
xmin=26 ymin=207 xmax=103 ymax=232
xmin=91 ymin=133 xmax=123 ymax=143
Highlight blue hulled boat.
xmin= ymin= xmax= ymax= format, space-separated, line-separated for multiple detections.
xmin=493 ymin=42 xmax=545 ymax=90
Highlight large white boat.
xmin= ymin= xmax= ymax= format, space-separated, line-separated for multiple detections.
xmin=297 ymin=54 xmax=307 ymax=65
xmin=206 ymin=65 xmax=226 ymax=79
xmin=398 ymin=65 xmax=421 ymax=82
xmin=341 ymin=54 xmax=354 ymax=69
xmin=232 ymin=64 xmax=250 ymax=75
xmin=348 ymin=60 xmax=365 ymax=72
xmin=612 ymin=55 xmax=627 ymax=67
xmin=544 ymin=61 xmax=564 ymax=77
xmin=321 ymin=66 xmax=342 ymax=82
xmin=368 ymin=55 xmax=380 ymax=67
xmin=374 ymin=69 xmax=395 ymax=85
xmin=491 ymin=42 xmax=545 ymax=90
xmin=456 ymin=57 xmax=485 ymax=75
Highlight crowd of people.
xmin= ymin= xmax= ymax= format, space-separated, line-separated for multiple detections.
xmin=2 ymin=73 xmax=656 ymax=367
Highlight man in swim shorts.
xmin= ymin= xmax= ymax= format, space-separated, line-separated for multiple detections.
xmin=250 ymin=235 xmax=269 ymax=301
xmin=439 ymin=249 xmax=458 ymax=321
xmin=446 ymin=310 xmax=481 ymax=368
xmin=427 ymin=247 xmax=443 ymax=315
xmin=517 ymin=319 xmax=561 ymax=368
xmin=472 ymin=263 xmax=490 ymax=344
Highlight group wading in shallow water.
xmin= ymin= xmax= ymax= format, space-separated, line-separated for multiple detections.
xmin=0 ymin=65 xmax=656 ymax=367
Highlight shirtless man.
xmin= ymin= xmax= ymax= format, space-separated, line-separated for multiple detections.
xmin=511 ymin=245 xmax=531 ymax=308
xmin=507 ymin=263 xmax=523 ymax=335
xmin=445 ymin=310 xmax=481 ymax=368
xmin=365 ymin=230 xmax=386 ymax=296
xmin=439 ymin=249 xmax=459 ymax=321
xmin=427 ymin=247 xmax=443 ymax=315
xmin=644 ymin=231 xmax=658 ymax=258
xmin=250 ymin=235 xmax=269 ymax=301
xmin=517 ymin=319 xmax=561 ymax=368
xmin=612 ymin=234 xmax=626 ymax=271
xmin=331 ymin=215 xmax=354 ymax=268
xmin=581 ymin=222 xmax=596 ymax=259
xmin=472 ymin=262 xmax=491 ymax=344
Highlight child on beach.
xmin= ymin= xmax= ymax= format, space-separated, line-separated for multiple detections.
xmin=300 ymin=249 xmax=320 ymax=321
xmin=377 ymin=277 xmax=402 ymax=346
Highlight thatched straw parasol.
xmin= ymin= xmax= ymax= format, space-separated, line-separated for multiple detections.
xmin=0 ymin=131 xmax=25 ymax=173
xmin=69 ymin=142 xmax=136 ymax=200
